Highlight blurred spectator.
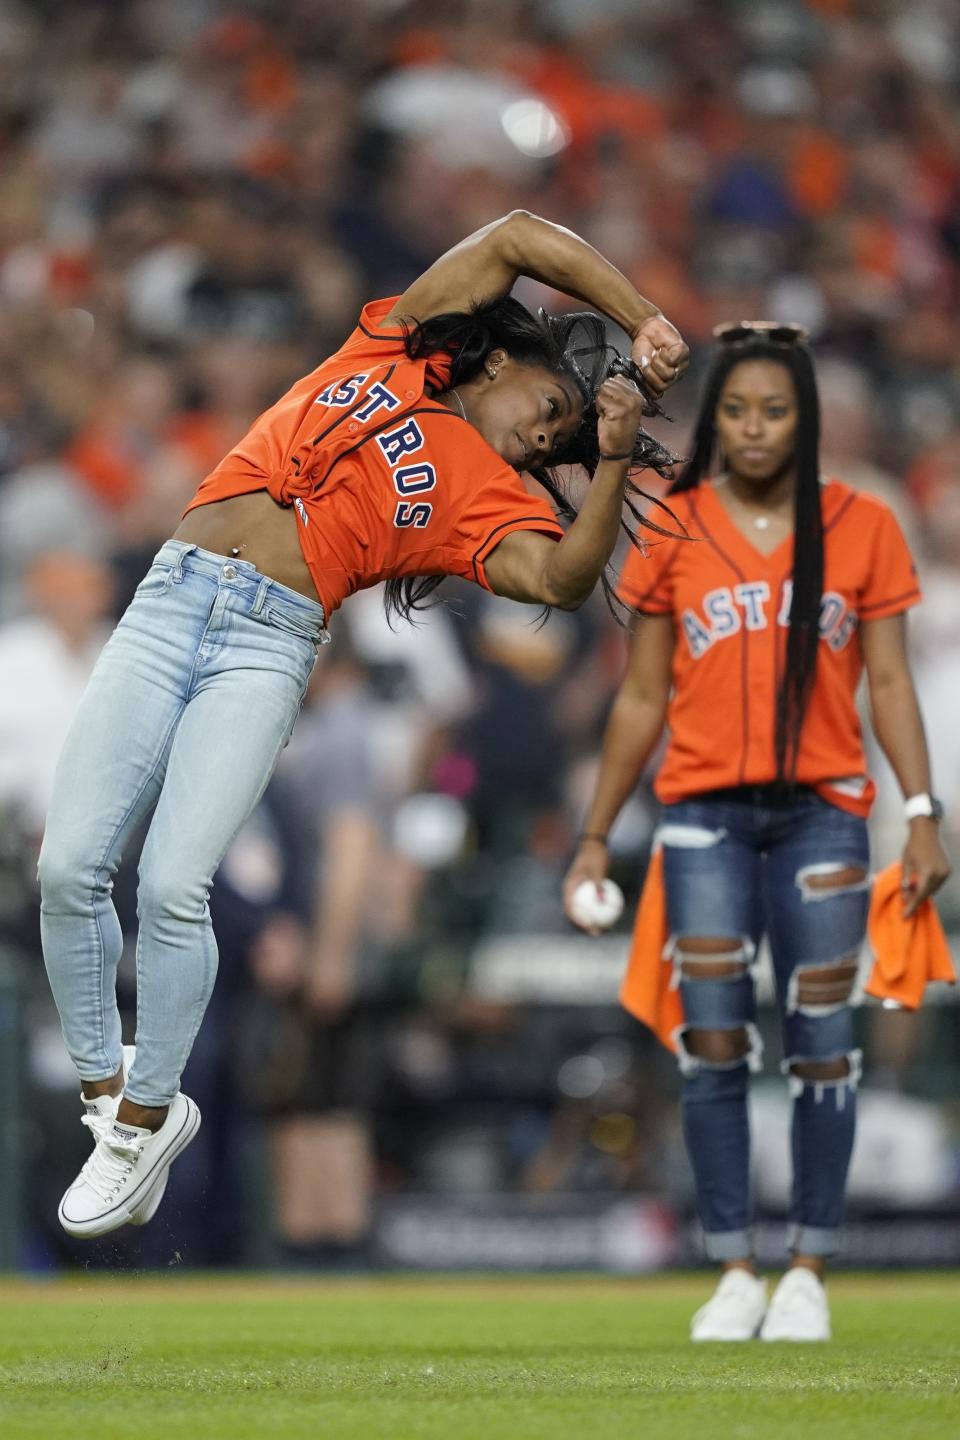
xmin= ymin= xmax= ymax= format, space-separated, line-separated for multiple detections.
xmin=0 ymin=551 xmax=114 ymax=839
xmin=0 ymin=428 xmax=108 ymax=621
xmin=817 ymin=356 xmax=922 ymax=546
xmin=229 ymin=644 xmax=381 ymax=1265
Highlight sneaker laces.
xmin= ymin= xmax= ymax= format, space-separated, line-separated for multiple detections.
xmin=77 ymin=1126 xmax=144 ymax=1204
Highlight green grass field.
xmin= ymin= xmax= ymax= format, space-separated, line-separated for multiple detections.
xmin=1 ymin=1273 xmax=957 ymax=1439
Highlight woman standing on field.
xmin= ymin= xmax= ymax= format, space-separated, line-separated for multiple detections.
xmin=565 ymin=322 xmax=950 ymax=1342
xmin=39 ymin=210 xmax=688 ymax=1240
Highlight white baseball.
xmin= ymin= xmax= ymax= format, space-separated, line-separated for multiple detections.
xmin=570 ymin=878 xmax=625 ymax=930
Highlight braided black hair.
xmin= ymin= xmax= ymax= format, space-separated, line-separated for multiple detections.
xmin=384 ymin=295 xmax=686 ymax=622
xmin=670 ymin=336 xmax=824 ymax=782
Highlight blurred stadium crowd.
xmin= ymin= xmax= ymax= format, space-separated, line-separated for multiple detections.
xmin=1 ymin=0 xmax=959 ymax=1270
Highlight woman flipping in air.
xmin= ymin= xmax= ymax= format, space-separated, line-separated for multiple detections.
xmin=39 ymin=210 xmax=688 ymax=1238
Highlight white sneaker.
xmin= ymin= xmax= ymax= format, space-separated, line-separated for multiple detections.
xmin=60 ymin=1090 xmax=200 ymax=1239
xmin=760 ymin=1268 xmax=831 ymax=1342
xmin=79 ymin=1046 xmax=167 ymax=1226
xmin=690 ymin=1268 xmax=768 ymax=1342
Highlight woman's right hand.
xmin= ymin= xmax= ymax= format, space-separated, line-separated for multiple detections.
xmin=563 ymin=838 xmax=610 ymax=934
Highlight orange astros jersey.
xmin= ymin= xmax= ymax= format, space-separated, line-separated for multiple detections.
xmin=617 ymin=479 xmax=921 ymax=817
xmin=183 ymin=296 xmax=564 ymax=616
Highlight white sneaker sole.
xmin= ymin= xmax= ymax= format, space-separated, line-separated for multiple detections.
xmin=760 ymin=1327 xmax=830 ymax=1342
xmin=59 ymin=1095 xmax=200 ymax=1239
xmin=691 ymin=1329 xmax=762 ymax=1342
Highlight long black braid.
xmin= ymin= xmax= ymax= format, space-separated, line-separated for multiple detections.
xmin=670 ymin=337 xmax=824 ymax=782
xmin=384 ymin=295 xmax=686 ymax=623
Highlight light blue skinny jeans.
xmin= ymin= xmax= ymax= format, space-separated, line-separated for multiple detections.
xmin=38 ymin=541 xmax=327 ymax=1107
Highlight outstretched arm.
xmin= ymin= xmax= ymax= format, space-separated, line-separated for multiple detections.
xmin=862 ymin=614 xmax=951 ymax=915
xmin=563 ymin=615 xmax=674 ymax=932
xmin=384 ymin=210 xmax=687 ymax=395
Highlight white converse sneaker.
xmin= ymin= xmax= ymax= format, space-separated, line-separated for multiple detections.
xmin=690 ymin=1268 xmax=768 ymax=1342
xmin=79 ymin=1046 xmax=167 ymax=1226
xmin=59 ymin=1090 xmax=200 ymax=1239
xmin=760 ymin=1268 xmax=831 ymax=1342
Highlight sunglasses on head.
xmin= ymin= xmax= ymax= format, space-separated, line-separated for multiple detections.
xmin=713 ymin=321 xmax=809 ymax=348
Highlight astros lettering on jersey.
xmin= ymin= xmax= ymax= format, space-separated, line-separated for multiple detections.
xmin=617 ymin=480 xmax=920 ymax=817
xmin=184 ymin=297 xmax=564 ymax=616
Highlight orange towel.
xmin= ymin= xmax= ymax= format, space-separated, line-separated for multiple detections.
xmin=864 ymin=861 xmax=956 ymax=1009
xmin=619 ymin=855 xmax=956 ymax=1046
xmin=619 ymin=847 xmax=683 ymax=1054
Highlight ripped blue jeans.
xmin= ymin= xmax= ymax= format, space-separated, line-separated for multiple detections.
xmin=660 ymin=788 xmax=870 ymax=1262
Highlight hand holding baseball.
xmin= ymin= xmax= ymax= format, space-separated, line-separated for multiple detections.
xmin=563 ymin=841 xmax=624 ymax=934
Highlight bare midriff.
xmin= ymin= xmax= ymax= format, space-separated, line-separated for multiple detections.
xmin=172 ymin=491 xmax=322 ymax=603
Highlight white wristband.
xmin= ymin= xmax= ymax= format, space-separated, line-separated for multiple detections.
xmin=904 ymin=793 xmax=936 ymax=821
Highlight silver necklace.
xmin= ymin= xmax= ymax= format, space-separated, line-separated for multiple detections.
xmin=715 ymin=475 xmax=783 ymax=532
xmin=450 ymin=389 xmax=467 ymax=421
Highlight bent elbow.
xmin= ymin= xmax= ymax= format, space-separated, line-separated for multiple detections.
xmin=504 ymin=208 xmax=536 ymax=226
xmin=497 ymin=209 xmax=540 ymax=264
xmin=542 ymin=582 xmax=592 ymax=612
xmin=540 ymin=556 xmax=596 ymax=611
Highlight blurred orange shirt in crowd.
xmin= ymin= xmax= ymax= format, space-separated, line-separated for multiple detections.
xmin=618 ymin=480 xmax=920 ymax=816
xmin=183 ymin=297 xmax=563 ymax=616
xmin=66 ymin=427 xmax=142 ymax=509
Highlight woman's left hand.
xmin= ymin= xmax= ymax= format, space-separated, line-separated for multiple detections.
xmin=901 ymin=819 xmax=952 ymax=917
xmin=631 ymin=314 xmax=689 ymax=395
